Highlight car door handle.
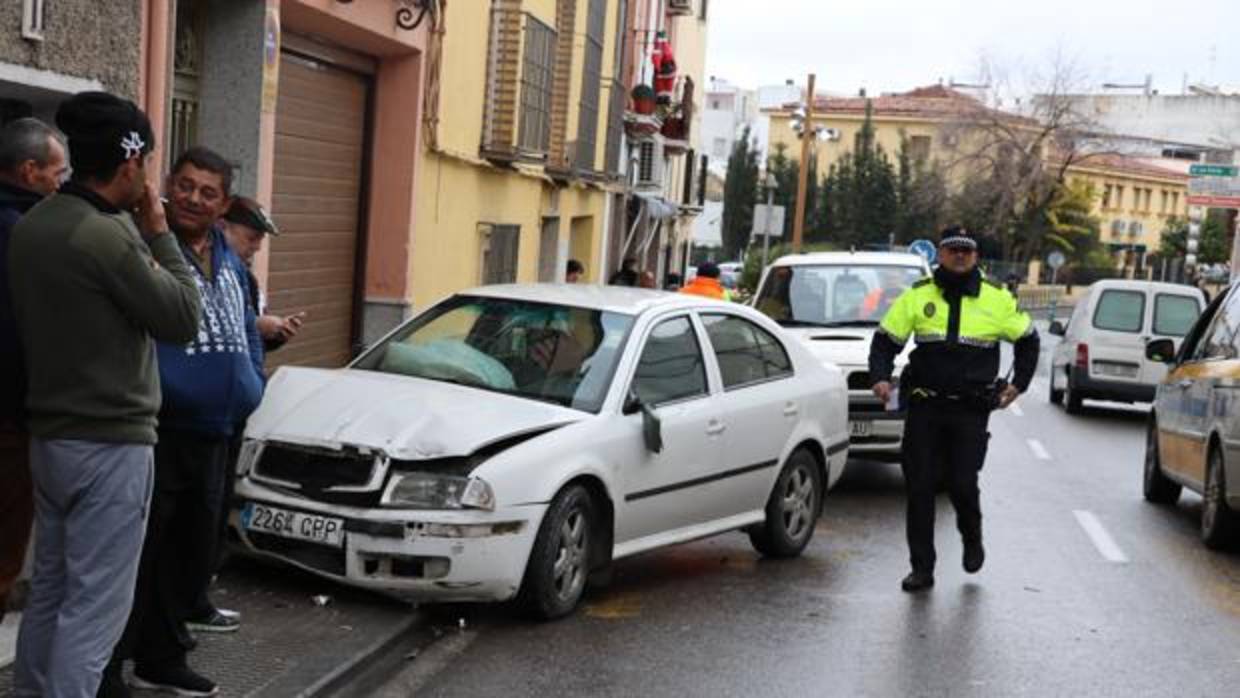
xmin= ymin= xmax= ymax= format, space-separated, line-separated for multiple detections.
xmin=706 ymin=420 xmax=726 ymax=436
xmin=783 ymin=402 xmax=799 ymax=417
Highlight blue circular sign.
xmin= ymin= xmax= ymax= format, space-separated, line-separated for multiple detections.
xmin=909 ymin=239 xmax=937 ymax=265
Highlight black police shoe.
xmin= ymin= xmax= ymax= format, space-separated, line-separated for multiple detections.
xmin=901 ymin=571 xmax=935 ymax=592
xmin=964 ymin=540 xmax=985 ymax=574
xmin=131 ymin=663 xmax=219 ymax=697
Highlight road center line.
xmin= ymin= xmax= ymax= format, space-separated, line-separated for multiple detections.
xmin=1073 ymin=510 xmax=1129 ymax=563
xmin=1026 ymin=438 xmax=1050 ymax=460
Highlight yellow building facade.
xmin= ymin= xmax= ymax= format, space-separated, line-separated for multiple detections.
xmin=1066 ymin=155 xmax=1190 ymax=263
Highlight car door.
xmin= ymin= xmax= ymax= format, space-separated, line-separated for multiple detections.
xmin=1159 ymin=292 xmax=1230 ymax=485
xmin=698 ymin=312 xmax=800 ymax=518
xmin=1086 ymin=287 xmax=1148 ymax=386
xmin=1142 ymin=291 xmax=1205 ymax=386
xmin=613 ymin=314 xmax=725 ymax=545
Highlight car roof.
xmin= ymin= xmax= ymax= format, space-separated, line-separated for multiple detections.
xmin=460 ymin=283 xmax=728 ymax=315
xmin=768 ymin=251 xmax=929 ymax=269
xmin=1088 ymin=278 xmax=1205 ymax=296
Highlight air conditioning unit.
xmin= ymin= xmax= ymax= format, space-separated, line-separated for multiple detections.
xmin=635 ymin=139 xmax=665 ymax=189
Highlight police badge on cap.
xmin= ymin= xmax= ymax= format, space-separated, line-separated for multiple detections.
xmin=938 ymin=225 xmax=978 ymax=251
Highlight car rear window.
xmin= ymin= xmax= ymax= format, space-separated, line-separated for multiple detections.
xmin=1152 ymin=294 xmax=1200 ymax=337
xmin=1093 ymin=290 xmax=1145 ymax=333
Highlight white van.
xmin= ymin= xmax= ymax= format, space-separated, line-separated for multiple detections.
xmin=1048 ymin=279 xmax=1205 ymax=413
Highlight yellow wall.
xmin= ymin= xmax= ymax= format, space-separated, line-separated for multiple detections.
xmin=1068 ymin=167 xmax=1189 ymax=254
xmin=767 ymin=111 xmax=946 ymax=177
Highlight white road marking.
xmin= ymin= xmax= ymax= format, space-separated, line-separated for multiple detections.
xmin=1010 ymin=402 xmax=1025 ymax=417
xmin=1073 ymin=510 xmax=1129 ymax=563
xmin=1026 ymin=438 xmax=1050 ymax=460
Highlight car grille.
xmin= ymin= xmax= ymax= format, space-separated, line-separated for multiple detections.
xmin=247 ymin=531 xmax=346 ymax=576
xmin=847 ymin=371 xmax=872 ymax=390
xmin=253 ymin=443 xmax=378 ymax=494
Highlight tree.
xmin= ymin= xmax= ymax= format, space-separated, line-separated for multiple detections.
xmin=894 ymin=136 xmax=949 ymax=243
xmin=812 ymin=101 xmax=900 ymax=248
xmin=721 ymin=127 xmax=760 ymax=259
xmin=940 ymin=52 xmax=1102 ymax=262
xmin=1035 ymin=178 xmax=1103 ymax=264
xmin=765 ymin=143 xmax=818 ymax=241
xmin=1159 ymin=213 xmax=1230 ymax=264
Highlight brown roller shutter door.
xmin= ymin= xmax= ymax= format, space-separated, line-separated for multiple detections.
xmin=267 ymin=51 xmax=369 ymax=369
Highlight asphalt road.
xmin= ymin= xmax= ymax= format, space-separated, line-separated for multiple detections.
xmin=353 ymin=331 xmax=1240 ymax=697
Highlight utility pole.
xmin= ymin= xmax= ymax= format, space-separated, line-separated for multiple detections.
xmin=792 ymin=73 xmax=816 ymax=253
xmin=761 ymin=173 xmax=775 ymax=269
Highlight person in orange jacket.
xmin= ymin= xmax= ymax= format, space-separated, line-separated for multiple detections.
xmin=680 ymin=262 xmax=731 ymax=300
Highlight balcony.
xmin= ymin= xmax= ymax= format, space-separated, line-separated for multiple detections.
xmin=624 ymin=111 xmax=663 ymax=141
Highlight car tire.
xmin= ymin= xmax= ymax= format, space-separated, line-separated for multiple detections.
xmin=1064 ymin=369 xmax=1084 ymax=414
xmin=1201 ymin=446 xmax=1238 ymax=549
xmin=748 ymin=449 xmax=823 ymax=558
xmin=1049 ymin=367 xmax=1064 ymax=405
xmin=1143 ymin=418 xmax=1181 ymax=505
xmin=518 ymin=484 xmax=596 ymax=620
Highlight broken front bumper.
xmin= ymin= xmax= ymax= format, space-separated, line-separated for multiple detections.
xmin=231 ymin=478 xmax=546 ymax=603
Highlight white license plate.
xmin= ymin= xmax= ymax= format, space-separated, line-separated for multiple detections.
xmin=1094 ymin=362 xmax=1138 ymax=378
xmin=849 ymin=420 xmax=872 ymax=438
xmin=241 ymin=502 xmax=344 ymax=548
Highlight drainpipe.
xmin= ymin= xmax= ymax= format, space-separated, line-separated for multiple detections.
xmin=144 ymin=0 xmax=171 ymax=178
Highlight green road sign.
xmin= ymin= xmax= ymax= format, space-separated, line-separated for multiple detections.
xmin=1189 ymin=164 xmax=1239 ymax=177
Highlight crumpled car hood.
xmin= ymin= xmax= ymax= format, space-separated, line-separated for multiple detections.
xmin=245 ymin=367 xmax=586 ymax=460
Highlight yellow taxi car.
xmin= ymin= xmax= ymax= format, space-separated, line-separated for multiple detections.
xmin=1144 ymin=284 xmax=1240 ymax=549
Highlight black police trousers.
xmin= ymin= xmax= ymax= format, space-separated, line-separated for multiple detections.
xmin=901 ymin=400 xmax=990 ymax=574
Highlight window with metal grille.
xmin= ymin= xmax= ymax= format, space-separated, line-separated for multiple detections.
xmin=908 ymin=135 xmax=931 ymax=163
xmin=574 ymin=0 xmax=607 ymax=171
xmin=637 ymin=140 xmax=657 ymax=183
xmin=481 ymin=224 xmax=521 ymax=284
xmin=22 ymin=0 xmax=45 ymax=40
xmin=518 ymin=17 xmax=556 ymax=154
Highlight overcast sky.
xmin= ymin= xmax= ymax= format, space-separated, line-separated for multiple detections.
xmin=704 ymin=0 xmax=1239 ymax=98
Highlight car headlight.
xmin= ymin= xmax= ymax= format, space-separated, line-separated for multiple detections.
xmin=236 ymin=439 xmax=263 ymax=476
xmin=382 ymin=473 xmax=496 ymax=511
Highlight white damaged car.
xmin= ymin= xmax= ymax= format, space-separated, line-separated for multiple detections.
xmin=753 ymin=252 xmax=930 ymax=461
xmin=232 ymin=285 xmax=848 ymax=618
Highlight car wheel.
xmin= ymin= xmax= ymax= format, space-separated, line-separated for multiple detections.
xmin=748 ymin=449 xmax=822 ymax=558
xmin=1064 ymin=369 xmax=1084 ymax=414
xmin=1049 ymin=367 xmax=1064 ymax=405
xmin=518 ymin=484 xmax=595 ymax=620
xmin=1201 ymin=446 xmax=1238 ymax=549
xmin=1143 ymin=418 xmax=1181 ymax=505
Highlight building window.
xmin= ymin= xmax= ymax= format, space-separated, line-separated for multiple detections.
xmin=1160 ymin=190 xmax=1168 ymax=213
xmin=574 ymin=0 xmax=606 ymax=171
xmin=1102 ymin=185 xmax=1112 ymax=209
xmin=480 ymin=224 xmax=521 ymax=284
xmin=518 ymin=16 xmax=556 ymax=154
xmin=712 ymin=137 xmax=728 ymax=158
xmin=1171 ymin=191 xmax=1180 ymax=214
xmin=908 ymin=135 xmax=931 ymax=163
xmin=21 ymin=0 xmax=45 ymax=41
xmin=700 ymin=0 xmax=709 ymax=21
xmin=1114 ymin=186 xmax=1124 ymax=210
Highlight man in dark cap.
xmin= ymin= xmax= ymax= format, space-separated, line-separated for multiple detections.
xmin=868 ymin=225 xmax=1040 ymax=592
xmin=221 ymin=195 xmax=303 ymax=352
xmin=8 ymin=91 xmax=201 ymax=698
xmin=0 ymin=117 xmax=67 ymax=628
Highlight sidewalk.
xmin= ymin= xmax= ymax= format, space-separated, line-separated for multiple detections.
xmin=1 ymin=558 xmax=419 ymax=697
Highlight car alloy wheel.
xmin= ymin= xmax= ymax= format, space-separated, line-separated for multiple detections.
xmin=1201 ymin=447 xmax=1237 ymax=549
xmin=519 ymin=484 xmax=597 ymax=619
xmin=780 ymin=464 xmax=816 ymax=543
xmin=748 ymin=448 xmax=822 ymax=558
xmin=552 ymin=509 xmax=589 ymax=603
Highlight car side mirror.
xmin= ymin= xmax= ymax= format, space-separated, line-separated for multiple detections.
xmin=1145 ymin=338 xmax=1176 ymax=364
xmin=1048 ymin=321 xmax=1066 ymax=337
xmin=625 ymin=390 xmax=663 ymax=453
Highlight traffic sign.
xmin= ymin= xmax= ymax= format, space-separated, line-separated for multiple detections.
xmin=909 ymin=239 xmax=937 ymax=265
xmin=1046 ymin=251 xmax=1066 ymax=270
xmin=751 ymin=204 xmax=786 ymax=238
xmin=1189 ymin=164 xmax=1239 ymax=177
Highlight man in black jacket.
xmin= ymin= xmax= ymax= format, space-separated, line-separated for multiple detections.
xmin=0 ymin=117 xmax=68 ymax=624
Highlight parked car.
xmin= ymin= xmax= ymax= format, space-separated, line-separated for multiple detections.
xmin=231 ymin=285 xmax=849 ymax=618
xmin=1048 ymin=279 xmax=1205 ymax=413
xmin=751 ymin=251 xmax=931 ymax=461
xmin=1143 ymin=282 xmax=1240 ymax=548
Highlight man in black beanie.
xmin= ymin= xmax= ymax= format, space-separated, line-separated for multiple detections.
xmin=8 ymin=92 xmax=201 ymax=698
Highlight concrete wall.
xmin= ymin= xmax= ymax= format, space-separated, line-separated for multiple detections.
xmin=1061 ymin=94 xmax=1240 ymax=157
xmin=0 ymin=0 xmax=143 ymax=100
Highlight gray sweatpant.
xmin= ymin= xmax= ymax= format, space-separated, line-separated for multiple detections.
xmin=14 ymin=438 xmax=153 ymax=698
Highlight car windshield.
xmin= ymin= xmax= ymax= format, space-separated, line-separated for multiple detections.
xmin=352 ymin=295 xmax=634 ymax=413
xmin=755 ymin=264 xmax=925 ymax=327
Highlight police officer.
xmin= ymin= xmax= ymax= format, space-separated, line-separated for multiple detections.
xmin=869 ymin=225 xmax=1040 ymax=592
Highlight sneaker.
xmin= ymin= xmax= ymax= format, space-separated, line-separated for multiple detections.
xmin=131 ymin=664 xmax=218 ymax=697
xmin=214 ymin=607 xmax=240 ymax=621
xmin=963 ymin=540 xmax=985 ymax=574
xmin=185 ymin=609 xmax=240 ymax=633
xmin=97 ymin=662 xmax=131 ymax=698
xmin=901 ymin=570 xmax=935 ymax=592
